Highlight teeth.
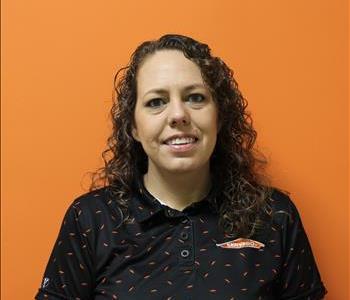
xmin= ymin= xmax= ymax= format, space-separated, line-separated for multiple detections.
xmin=167 ymin=137 xmax=196 ymax=145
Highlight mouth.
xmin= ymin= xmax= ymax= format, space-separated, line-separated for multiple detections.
xmin=163 ymin=136 xmax=199 ymax=146
xmin=162 ymin=137 xmax=199 ymax=153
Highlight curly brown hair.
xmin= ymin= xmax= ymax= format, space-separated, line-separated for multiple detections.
xmin=89 ymin=33 xmax=282 ymax=239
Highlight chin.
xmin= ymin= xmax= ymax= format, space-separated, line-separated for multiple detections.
xmin=162 ymin=160 xmax=207 ymax=174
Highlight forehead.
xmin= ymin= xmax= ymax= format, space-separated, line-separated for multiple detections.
xmin=136 ymin=50 xmax=205 ymax=92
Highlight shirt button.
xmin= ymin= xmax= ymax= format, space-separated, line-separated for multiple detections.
xmin=180 ymin=249 xmax=190 ymax=258
xmin=180 ymin=232 xmax=189 ymax=240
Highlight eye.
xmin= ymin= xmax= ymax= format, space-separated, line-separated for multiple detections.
xmin=145 ymin=98 xmax=166 ymax=108
xmin=188 ymin=93 xmax=205 ymax=103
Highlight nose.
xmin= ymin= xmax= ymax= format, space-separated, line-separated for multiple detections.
xmin=167 ymin=98 xmax=190 ymax=127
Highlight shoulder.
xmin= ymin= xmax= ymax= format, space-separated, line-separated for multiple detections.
xmin=72 ymin=187 xmax=109 ymax=211
xmin=267 ymin=189 xmax=327 ymax=298
xmin=65 ymin=186 xmax=123 ymax=229
xmin=266 ymin=188 xmax=310 ymax=250
xmin=269 ymin=187 xmax=302 ymax=224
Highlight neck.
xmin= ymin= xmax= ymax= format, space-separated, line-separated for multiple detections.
xmin=143 ymin=166 xmax=212 ymax=211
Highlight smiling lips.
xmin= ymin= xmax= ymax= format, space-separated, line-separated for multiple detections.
xmin=163 ymin=135 xmax=199 ymax=153
xmin=161 ymin=133 xmax=199 ymax=154
xmin=163 ymin=134 xmax=198 ymax=145
xmin=165 ymin=137 xmax=197 ymax=145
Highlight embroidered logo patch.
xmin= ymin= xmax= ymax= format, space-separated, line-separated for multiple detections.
xmin=216 ymin=238 xmax=265 ymax=249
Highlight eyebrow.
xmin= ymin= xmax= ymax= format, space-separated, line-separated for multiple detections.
xmin=143 ymin=83 xmax=207 ymax=97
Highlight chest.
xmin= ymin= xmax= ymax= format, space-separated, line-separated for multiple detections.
xmin=92 ymin=213 xmax=282 ymax=299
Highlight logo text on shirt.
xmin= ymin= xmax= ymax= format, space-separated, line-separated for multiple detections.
xmin=216 ymin=238 xmax=265 ymax=249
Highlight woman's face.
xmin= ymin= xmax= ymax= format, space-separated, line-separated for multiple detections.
xmin=132 ymin=50 xmax=220 ymax=175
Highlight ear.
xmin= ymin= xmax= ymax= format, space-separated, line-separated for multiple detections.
xmin=131 ymin=124 xmax=140 ymax=142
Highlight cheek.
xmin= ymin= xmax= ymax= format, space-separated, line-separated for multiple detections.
xmin=197 ymin=109 xmax=219 ymax=134
xmin=134 ymin=113 xmax=150 ymax=137
xmin=136 ymin=120 xmax=162 ymax=144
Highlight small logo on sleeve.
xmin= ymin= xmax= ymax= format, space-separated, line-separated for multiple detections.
xmin=216 ymin=238 xmax=265 ymax=249
xmin=42 ymin=277 xmax=50 ymax=288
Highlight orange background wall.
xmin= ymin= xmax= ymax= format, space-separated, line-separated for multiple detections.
xmin=1 ymin=0 xmax=348 ymax=299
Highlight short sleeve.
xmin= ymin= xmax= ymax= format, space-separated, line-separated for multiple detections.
xmin=35 ymin=200 xmax=95 ymax=300
xmin=272 ymin=193 xmax=327 ymax=299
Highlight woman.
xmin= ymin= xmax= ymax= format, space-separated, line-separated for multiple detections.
xmin=35 ymin=34 xmax=327 ymax=299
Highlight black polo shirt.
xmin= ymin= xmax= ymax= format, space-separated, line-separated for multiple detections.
xmin=35 ymin=174 xmax=327 ymax=300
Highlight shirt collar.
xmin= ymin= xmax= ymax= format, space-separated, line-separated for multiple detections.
xmin=130 ymin=172 xmax=164 ymax=223
xmin=130 ymin=171 xmax=219 ymax=223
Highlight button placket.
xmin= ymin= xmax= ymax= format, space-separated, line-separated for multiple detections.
xmin=181 ymin=249 xmax=190 ymax=258
xmin=178 ymin=217 xmax=194 ymax=265
xmin=180 ymin=231 xmax=189 ymax=240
